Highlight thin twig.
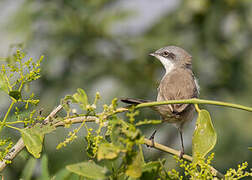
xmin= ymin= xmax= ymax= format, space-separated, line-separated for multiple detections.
xmin=53 ymin=116 xmax=99 ymax=127
xmin=0 ymin=105 xmax=63 ymax=172
xmin=144 ymin=138 xmax=192 ymax=161
xmin=144 ymin=138 xmax=224 ymax=179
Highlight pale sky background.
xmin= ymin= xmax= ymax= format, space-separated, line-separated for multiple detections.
xmin=0 ymin=0 xmax=179 ymax=55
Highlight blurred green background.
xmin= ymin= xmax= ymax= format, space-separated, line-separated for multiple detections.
xmin=0 ymin=0 xmax=252 ymax=179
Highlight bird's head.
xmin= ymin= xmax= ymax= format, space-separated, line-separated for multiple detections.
xmin=150 ymin=46 xmax=192 ymax=73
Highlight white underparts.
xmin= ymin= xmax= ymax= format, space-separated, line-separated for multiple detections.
xmin=156 ymin=55 xmax=174 ymax=75
xmin=194 ymin=78 xmax=200 ymax=95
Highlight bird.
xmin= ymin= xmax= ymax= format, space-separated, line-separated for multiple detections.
xmin=121 ymin=46 xmax=199 ymax=157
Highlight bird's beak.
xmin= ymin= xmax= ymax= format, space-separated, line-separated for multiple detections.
xmin=149 ymin=52 xmax=157 ymax=57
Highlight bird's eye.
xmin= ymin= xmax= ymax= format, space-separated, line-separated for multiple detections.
xmin=163 ymin=51 xmax=169 ymax=56
xmin=163 ymin=51 xmax=175 ymax=59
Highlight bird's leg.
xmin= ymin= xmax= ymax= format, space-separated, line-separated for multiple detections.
xmin=147 ymin=130 xmax=157 ymax=147
xmin=178 ymin=127 xmax=184 ymax=159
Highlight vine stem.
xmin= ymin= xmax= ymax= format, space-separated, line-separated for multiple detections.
xmin=194 ymin=104 xmax=201 ymax=113
xmin=0 ymin=101 xmax=15 ymax=133
xmin=136 ymin=98 xmax=252 ymax=112
xmin=0 ymin=121 xmax=27 ymax=125
xmin=5 ymin=125 xmax=21 ymax=131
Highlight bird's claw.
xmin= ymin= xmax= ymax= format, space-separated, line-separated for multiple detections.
xmin=179 ymin=149 xmax=184 ymax=159
xmin=147 ymin=130 xmax=157 ymax=148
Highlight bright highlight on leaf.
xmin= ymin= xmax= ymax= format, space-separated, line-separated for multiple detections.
xmin=192 ymin=109 xmax=217 ymax=164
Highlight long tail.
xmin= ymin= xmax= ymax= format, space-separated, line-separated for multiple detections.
xmin=120 ymin=98 xmax=151 ymax=105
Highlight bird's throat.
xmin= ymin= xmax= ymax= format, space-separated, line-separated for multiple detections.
xmin=157 ymin=56 xmax=175 ymax=75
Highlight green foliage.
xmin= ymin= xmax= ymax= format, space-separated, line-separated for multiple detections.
xmin=57 ymin=90 xmax=100 ymax=150
xmin=0 ymin=50 xmax=44 ymax=163
xmin=66 ymin=161 xmax=110 ymax=179
xmin=97 ymin=143 xmax=121 ymax=161
xmin=141 ymin=160 xmax=164 ymax=180
xmin=0 ymin=73 xmax=9 ymax=93
xmin=172 ymin=153 xmax=216 ymax=179
xmin=72 ymin=88 xmax=89 ymax=111
xmin=192 ymin=108 xmax=217 ymax=164
xmin=0 ymin=50 xmax=43 ymax=96
xmin=51 ymin=89 xmax=251 ymax=179
xmin=55 ymin=90 xmax=161 ymax=179
xmin=21 ymin=157 xmax=37 ymax=180
xmin=225 ymin=162 xmax=252 ymax=179
xmin=0 ymin=139 xmax=13 ymax=164
xmin=125 ymin=150 xmax=143 ymax=178
xmin=21 ymin=155 xmax=51 ymax=180
xmin=164 ymin=154 xmax=252 ymax=180
xmin=21 ymin=124 xmax=56 ymax=158
xmin=39 ymin=155 xmax=50 ymax=180
xmin=56 ymin=120 xmax=86 ymax=150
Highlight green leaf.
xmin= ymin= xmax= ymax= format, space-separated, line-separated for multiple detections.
xmin=248 ymin=147 xmax=252 ymax=152
xmin=9 ymin=90 xmax=21 ymax=100
xmin=142 ymin=161 xmax=161 ymax=172
xmin=73 ymin=88 xmax=88 ymax=110
xmin=85 ymin=134 xmax=96 ymax=158
xmin=61 ymin=95 xmax=75 ymax=113
xmin=0 ymin=73 xmax=8 ymax=93
xmin=110 ymin=120 xmax=124 ymax=147
xmin=126 ymin=151 xmax=143 ymax=178
xmin=123 ymin=126 xmax=141 ymax=140
xmin=192 ymin=109 xmax=217 ymax=164
xmin=97 ymin=143 xmax=121 ymax=161
xmin=62 ymin=95 xmax=78 ymax=104
xmin=40 ymin=155 xmax=50 ymax=180
xmin=53 ymin=169 xmax=72 ymax=180
xmin=21 ymin=157 xmax=37 ymax=180
xmin=141 ymin=161 xmax=161 ymax=180
xmin=21 ymin=124 xmax=56 ymax=158
xmin=66 ymin=160 xmax=110 ymax=179
xmin=21 ymin=129 xmax=43 ymax=158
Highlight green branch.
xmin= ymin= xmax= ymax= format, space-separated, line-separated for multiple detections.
xmin=136 ymin=98 xmax=252 ymax=112
xmin=0 ymin=101 xmax=15 ymax=133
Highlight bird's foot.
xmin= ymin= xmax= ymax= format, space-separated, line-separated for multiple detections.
xmin=147 ymin=130 xmax=157 ymax=148
xmin=179 ymin=149 xmax=184 ymax=159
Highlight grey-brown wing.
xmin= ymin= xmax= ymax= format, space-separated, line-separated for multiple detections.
xmin=158 ymin=69 xmax=198 ymax=114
